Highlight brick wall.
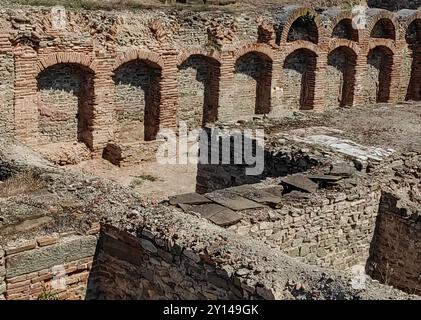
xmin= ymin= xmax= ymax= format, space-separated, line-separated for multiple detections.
xmin=0 ymin=233 xmax=99 ymax=300
xmin=0 ymin=6 xmax=419 ymax=164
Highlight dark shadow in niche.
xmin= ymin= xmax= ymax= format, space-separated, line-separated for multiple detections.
xmin=327 ymin=46 xmax=357 ymax=107
xmin=195 ymin=128 xmax=321 ymax=193
xmin=283 ymin=48 xmax=317 ymax=110
xmin=234 ymin=52 xmax=273 ymax=115
xmin=36 ymin=63 xmax=94 ymax=149
xmin=332 ymin=19 xmax=359 ymax=42
xmin=370 ymin=18 xmax=396 ymax=40
xmin=367 ymin=0 xmax=420 ymax=11
xmin=178 ymin=55 xmax=221 ymax=126
xmin=287 ymin=14 xmax=319 ymax=44
xmin=367 ymin=46 xmax=394 ymax=103
xmin=405 ymin=19 xmax=421 ymax=101
xmin=113 ymin=60 xmax=162 ymax=141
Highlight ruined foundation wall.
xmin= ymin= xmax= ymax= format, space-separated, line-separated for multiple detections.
xmin=367 ymin=194 xmax=421 ymax=295
xmin=93 ymin=224 xmax=268 ymax=300
xmin=228 ymin=188 xmax=381 ymax=269
xmin=0 ymin=52 xmax=14 ymax=137
xmin=0 ymin=5 xmax=419 ymax=162
xmin=0 ymin=232 xmax=99 ymax=300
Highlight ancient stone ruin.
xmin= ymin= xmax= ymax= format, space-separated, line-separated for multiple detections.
xmin=0 ymin=1 xmax=420 ymax=301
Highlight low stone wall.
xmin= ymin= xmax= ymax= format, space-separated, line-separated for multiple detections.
xmin=227 ymin=186 xmax=381 ymax=269
xmin=195 ymin=129 xmax=322 ymax=193
xmin=91 ymin=224 xmax=268 ymax=300
xmin=367 ymin=193 xmax=421 ymax=295
xmin=0 ymin=231 xmax=99 ymax=300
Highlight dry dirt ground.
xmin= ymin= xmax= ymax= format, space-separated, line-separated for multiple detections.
xmin=70 ymin=103 xmax=420 ymax=200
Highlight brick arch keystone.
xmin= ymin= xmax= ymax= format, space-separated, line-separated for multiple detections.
xmin=233 ymin=43 xmax=274 ymax=62
xmin=329 ymin=38 xmax=361 ymax=54
xmin=177 ymin=48 xmax=221 ymax=67
xmin=278 ymin=6 xmax=325 ymax=45
xmin=114 ymin=49 xmax=165 ymax=70
xmin=283 ymin=41 xmax=321 ymax=58
xmin=36 ymin=52 xmax=95 ymax=74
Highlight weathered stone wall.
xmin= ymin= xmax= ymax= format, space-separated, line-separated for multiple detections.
xmin=368 ymin=0 xmax=421 ymax=10
xmin=0 ymin=53 xmax=14 ymax=137
xmin=227 ymin=187 xmax=381 ymax=269
xmin=367 ymin=193 xmax=421 ymax=295
xmin=0 ymin=5 xmax=418 ymax=165
xmin=0 ymin=232 xmax=99 ymax=300
xmin=195 ymin=129 xmax=321 ymax=193
xmin=37 ymin=64 xmax=94 ymax=146
xmin=91 ymin=224 xmax=270 ymax=300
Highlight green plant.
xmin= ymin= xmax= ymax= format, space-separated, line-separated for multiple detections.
xmin=296 ymin=11 xmax=316 ymax=28
xmin=130 ymin=174 xmax=158 ymax=187
xmin=37 ymin=286 xmax=59 ymax=300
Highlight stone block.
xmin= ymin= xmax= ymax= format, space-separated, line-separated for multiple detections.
xmin=6 ymin=236 xmax=97 ymax=279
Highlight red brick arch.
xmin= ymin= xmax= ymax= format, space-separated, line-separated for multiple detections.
xmin=283 ymin=41 xmax=321 ymax=58
xmin=36 ymin=52 xmax=95 ymax=73
xmin=233 ymin=43 xmax=274 ymax=62
xmin=400 ymin=11 xmax=421 ymax=41
xmin=329 ymin=38 xmax=361 ymax=55
xmin=278 ymin=6 xmax=324 ymax=45
xmin=328 ymin=12 xmax=362 ymax=43
xmin=365 ymin=10 xmax=399 ymax=42
xmin=114 ymin=49 xmax=164 ymax=70
xmin=177 ymin=48 xmax=221 ymax=67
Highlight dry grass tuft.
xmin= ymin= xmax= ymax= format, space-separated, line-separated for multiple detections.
xmin=0 ymin=171 xmax=46 ymax=197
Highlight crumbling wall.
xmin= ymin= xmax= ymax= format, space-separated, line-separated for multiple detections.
xmin=0 ymin=53 xmax=14 ymax=137
xmin=0 ymin=232 xmax=99 ymax=300
xmin=367 ymin=193 xmax=421 ymax=295
xmin=228 ymin=187 xmax=381 ymax=269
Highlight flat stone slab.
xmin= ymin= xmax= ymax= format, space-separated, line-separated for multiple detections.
xmin=169 ymin=192 xmax=213 ymax=206
xmin=280 ymin=174 xmax=318 ymax=193
xmin=230 ymin=186 xmax=283 ymax=208
xmin=205 ymin=190 xmax=265 ymax=211
xmin=260 ymin=186 xmax=284 ymax=197
xmin=308 ymin=175 xmax=345 ymax=182
xmin=188 ymin=203 xmax=242 ymax=226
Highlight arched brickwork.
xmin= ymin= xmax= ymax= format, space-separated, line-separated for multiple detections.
xmin=282 ymin=48 xmax=317 ymax=110
xmin=113 ymin=58 xmax=162 ymax=142
xmin=327 ymin=46 xmax=357 ymax=108
xmin=178 ymin=54 xmax=221 ymax=127
xmin=366 ymin=45 xmax=395 ymax=103
xmin=37 ymin=52 xmax=95 ymax=73
xmin=405 ymin=18 xmax=421 ymax=101
xmin=36 ymin=62 xmax=95 ymax=149
xmin=114 ymin=49 xmax=165 ymax=71
xmin=365 ymin=10 xmax=399 ymax=42
xmin=278 ymin=7 xmax=323 ymax=45
xmin=177 ymin=49 xmax=221 ymax=67
xmin=233 ymin=50 xmax=273 ymax=118
xmin=332 ymin=18 xmax=359 ymax=42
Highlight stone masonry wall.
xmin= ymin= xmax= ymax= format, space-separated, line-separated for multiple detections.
xmin=228 ymin=187 xmax=381 ymax=269
xmin=91 ymin=224 xmax=269 ymax=300
xmin=367 ymin=193 xmax=421 ymax=295
xmin=0 ymin=231 xmax=99 ymax=300
xmin=0 ymin=53 xmax=14 ymax=137
xmin=0 ymin=5 xmax=419 ymax=163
